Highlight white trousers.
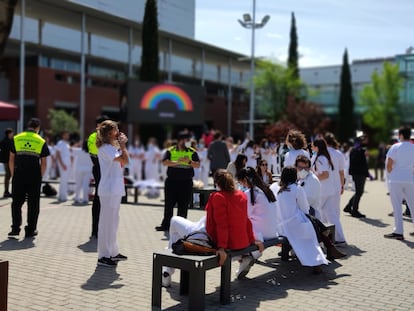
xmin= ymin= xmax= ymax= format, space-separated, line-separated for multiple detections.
xmin=74 ymin=170 xmax=91 ymax=202
xmin=130 ymin=159 xmax=143 ymax=181
xmin=389 ymin=182 xmax=414 ymax=234
xmin=58 ymin=164 xmax=70 ymax=200
xmin=319 ymin=193 xmax=346 ymax=242
xmin=97 ymin=195 xmax=121 ymax=259
xmin=164 ymin=216 xmax=206 ymax=275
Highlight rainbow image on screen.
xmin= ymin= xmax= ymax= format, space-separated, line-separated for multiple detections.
xmin=140 ymin=84 xmax=193 ymax=111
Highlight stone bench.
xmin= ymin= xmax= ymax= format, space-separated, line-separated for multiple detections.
xmin=151 ymin=236 xmax=289 ymax=311
xmin=151 ymin=223 xmax=335 ymax=310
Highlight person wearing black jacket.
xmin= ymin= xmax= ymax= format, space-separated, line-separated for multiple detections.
xmin=343 ymin=136 xmax=369 ymax=218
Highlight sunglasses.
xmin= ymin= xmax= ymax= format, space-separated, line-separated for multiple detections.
xmin=260 ymin=163 xmax=268 ymax=167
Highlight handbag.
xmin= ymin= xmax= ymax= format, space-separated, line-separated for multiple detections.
xmin=172 ymin=231 xmax=217 ymax=256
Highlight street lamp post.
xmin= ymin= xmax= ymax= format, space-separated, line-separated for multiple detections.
xmin=238 ymin=0 xmax=270 ymax=139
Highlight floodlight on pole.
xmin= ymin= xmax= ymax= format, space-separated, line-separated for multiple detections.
xmin=238 ymin=0 xmax=270 ymax=138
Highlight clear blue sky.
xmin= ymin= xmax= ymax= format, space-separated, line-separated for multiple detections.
xmin=195 ymin=0 xmax=414 ymax=67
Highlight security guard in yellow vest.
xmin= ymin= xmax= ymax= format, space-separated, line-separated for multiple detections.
xmin=87 ymin=115 xmax=109 ymax=238
xmin=155 ymin=131 xmax=200 ymax=231
xmin=8 ymin=118 xmax=50 ymax=238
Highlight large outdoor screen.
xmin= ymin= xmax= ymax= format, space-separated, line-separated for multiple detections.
xmin=126 ymin=80 xmax=205 ymax=125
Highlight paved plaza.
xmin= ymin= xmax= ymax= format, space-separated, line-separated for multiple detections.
xmin=0 ymin=175 xmax=413 ymax=310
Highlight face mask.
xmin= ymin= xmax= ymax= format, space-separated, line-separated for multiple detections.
xmin=297 ymin=169 xmax=309 ymax=180
xmin=198 ymin=143 xmax=205 ymax=148
xmin=185 ymin=141 xmax=191 ymax=148
xmin=239 ymin=184 xmax=248 ymax=192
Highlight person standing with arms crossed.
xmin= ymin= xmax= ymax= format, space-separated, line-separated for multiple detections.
xmin=8 ymin=118 xmax=50 ymax=238
xmin=155 ymin=131 xmax=200 ymax=232
xmin=384 ymin=126 xmax=414 ymax=240
xmin=87 ymin=115 xmax=109 ymax=239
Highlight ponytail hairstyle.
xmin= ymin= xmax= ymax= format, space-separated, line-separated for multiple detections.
xmin=278 ymin=166 xmax=298 ymax=194
xmin=312 ymin=138 xmax=334 ymax=171
xmin=96 ymin=120 xmax=118 ymax=148
xmin=237 ymin=167 xmax=276 ymax=205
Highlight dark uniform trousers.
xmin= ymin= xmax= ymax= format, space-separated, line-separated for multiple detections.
xmin=11 ymin=174 xmax=41 ymax=233
xmin=161 ymin=178 xmax=193 ymax=229
xmin=91 ymin=156 xmax=101 ymax=237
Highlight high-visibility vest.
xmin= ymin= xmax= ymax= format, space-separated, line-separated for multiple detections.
xmin=87 ymin=132 xmax=98 ymax=156
xmin=169 ymin=146 xmax=195 ymax=167
xmin=13 ymin=131 xmax=45 ymax=157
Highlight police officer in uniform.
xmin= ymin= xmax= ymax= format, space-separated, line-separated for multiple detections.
xmin=87 ymin=115 xmax=109 ymax=238
xmin=155 ymin=131 xmax=200 ymax=231
xmin=8 ymin=118 xmax=50 ymax=238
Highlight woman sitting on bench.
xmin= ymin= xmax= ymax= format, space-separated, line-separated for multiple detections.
xmin=162 ymin=169 xmax=264 ymax=287
xmin=272 ymin=166 xmax=329 ymax=273
xmin=235 ymin=167 xmax=278 ymax=279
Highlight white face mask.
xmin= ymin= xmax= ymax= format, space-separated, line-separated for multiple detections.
xmin=185 ymin=141 xmax=191 ymax=148
xmin=297 ymin=169 xmax=309 ymax=180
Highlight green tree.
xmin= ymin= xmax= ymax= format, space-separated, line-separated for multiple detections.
xmin=337 ymin=48 xmax=355 ymax=142
xmin=0 ymin=0 xmax=17 ymax=59
xmin=254 ymin=60 xmax=330 ymax=137
xmin=287 ymin=12 xmax=299 ymax=81
xmin=139 ymin=0 xmax=160 ymax=82
xmin=359 ymin=62 xmax=404 ymax=143
xmin=48 ymin=109 xmax=79 ymax=136
xmin=254 ymin=59 xmax=291 ymax=121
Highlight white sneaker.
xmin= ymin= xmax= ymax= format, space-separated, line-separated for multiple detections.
xmin=235 ymin=255 xmax=254 ymax=280
xmin=162 ymin=272 xmax=171 ymax=287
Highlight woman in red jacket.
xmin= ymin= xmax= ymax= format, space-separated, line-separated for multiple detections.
xmin=162 ymin=169 xmax=263 ymax=287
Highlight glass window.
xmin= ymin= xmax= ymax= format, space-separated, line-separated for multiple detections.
xmin=10 ymin=15 xmax=39 ymax=43
xmin=90 ymin=34 xmax=128 ymax=63
xmin=42 ymin=22 xmax=81 ymax=53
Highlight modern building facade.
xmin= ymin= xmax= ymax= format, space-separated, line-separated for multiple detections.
xmin=300 ymin=52 xmax=414 ymax=125
xmin=1 ymin=0 xmax=252 ymax=141
xmin=68 ymin=0 xmax=196 ymax=39
xmin=3 ymin=0 xmax=414 ymax=142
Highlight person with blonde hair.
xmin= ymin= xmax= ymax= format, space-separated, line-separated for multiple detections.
xmin=96 ymin=120 xmax=129 ymax=267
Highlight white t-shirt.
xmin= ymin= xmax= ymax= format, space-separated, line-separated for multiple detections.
xmin=72 ymin=147 xmax=92 ymax=173
xmin=98 ymin=144 xmax=125 ymax=197
xmin=311 ymin=154 xmax=335 ymax=196
xmin=284 ymin=149 xmax=310 ymax=167
xmin=56 ymin=139 xmax=70 ymax=165
xmin=386 ymin=141 xmax=414 ymax=183
xmin=327 ymin=146 xmax=346 ymax=193
xmin=299 ymin=171 xmax=321 ymax=210
xmin=245 ymin=187 xmax=278 ymax=241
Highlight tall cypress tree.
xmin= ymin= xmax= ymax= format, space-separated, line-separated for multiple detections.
xmin=338 ymin=48 xmax=355 ymax=142
xmin=287 ymin=12 xmax=299 ymax=80
xmin=139 ymin=0 xmax=160 ymax=82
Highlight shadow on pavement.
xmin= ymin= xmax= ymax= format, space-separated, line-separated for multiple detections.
xmin=78 ymin=237 xmax=97 ymax=253
xmin=339 ymin=244 xmax=365 ymax=258
xmin=81 ymin=266 xmax=124 ymax=290
xmin=161 ymin=257 xmax=347 ymax=311
xmin=359 ymin=217 xmax=389 ymax=228
xmin=0 ymin=237 xmax=35 ymax=250
xmin=401 ymin=240 xmax=414 ymax=249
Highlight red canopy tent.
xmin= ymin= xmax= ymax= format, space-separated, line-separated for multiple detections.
xmin=0 ymin=101 xmax=20 ymax=121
